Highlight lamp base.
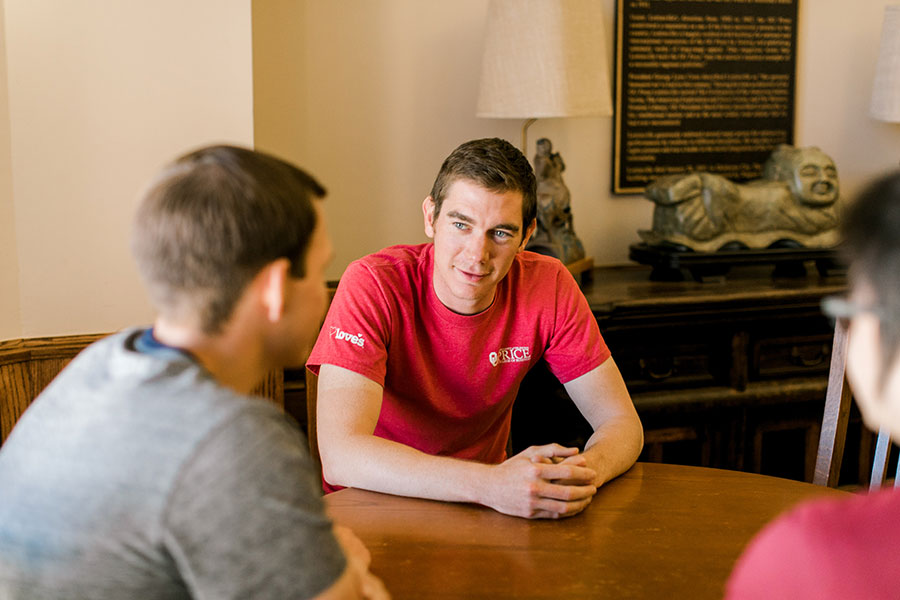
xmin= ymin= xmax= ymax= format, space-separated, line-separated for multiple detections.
xmin=566 ymin=256 xmax=594 ymax=285
xmin=521 ymin=118 xmax=537 ymax=154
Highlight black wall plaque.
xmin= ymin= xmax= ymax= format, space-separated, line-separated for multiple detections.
xmin=613 ymin=0 xmax=798 ymax=194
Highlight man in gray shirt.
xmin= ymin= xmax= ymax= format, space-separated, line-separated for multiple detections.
xmin=0 ymin=146 xmax=388 ymax=599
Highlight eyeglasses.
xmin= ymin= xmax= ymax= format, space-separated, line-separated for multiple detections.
xmin=821 ymin=295 xmax=885 ymax=322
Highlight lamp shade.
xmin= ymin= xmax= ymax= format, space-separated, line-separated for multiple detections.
xmin=476 ymin=0 xmax=613 ymax=119
xmin=871 ymin=5 xmax=900 ymax=122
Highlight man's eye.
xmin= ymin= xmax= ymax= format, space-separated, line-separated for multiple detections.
xmin=453 ymin=222 xmax=467 ymax=230
xmin=493 ymin=230 xmax=511 ymax=239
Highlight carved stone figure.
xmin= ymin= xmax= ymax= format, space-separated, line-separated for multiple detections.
xmin=526 ymin=138 xmax=586 ymax=264
xmin=639 ymin=145 xmax=840 ymax=252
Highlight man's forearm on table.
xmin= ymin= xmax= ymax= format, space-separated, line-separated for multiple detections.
xmin=321 ymin=435 xmax=492 ymax=504
xmin=582 ymin=416 xmax=644 ymax=486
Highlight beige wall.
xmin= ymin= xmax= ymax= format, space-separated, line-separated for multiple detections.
xmin=3 ymin=1 xmax=899 ymax=337
xmin=796 ymin=0 xmax=900 ymax=190
xmin=2 ymin=0 xmax=254 ymax=338
xmin=252 ymin=0 xmax=308 ymax=166
xmin=0 ymin=0 xmax=21 ymax=340
xmin=299 ymin=0 xmax=518 ymax=279
xmin=255 ymin=0 xmax=900 ymax=282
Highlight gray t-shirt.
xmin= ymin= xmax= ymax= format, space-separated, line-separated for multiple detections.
xmin=0 ymin=329 xmax=346 ymax=599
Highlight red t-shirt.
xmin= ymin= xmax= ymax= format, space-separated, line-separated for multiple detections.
xmin=307 ymin=244 xmax=609 ymax=491
xmin=725 ymin=487 xmax=900 ymax=599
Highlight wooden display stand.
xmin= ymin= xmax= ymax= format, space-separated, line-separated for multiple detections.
xmin=629 ymin=243 xmax=845 ymax=283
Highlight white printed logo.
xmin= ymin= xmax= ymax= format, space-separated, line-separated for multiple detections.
xmin=330 ymin=326 xmax=365 ymax=348
xmin=488 ymin=346 xmax=531 ymax=367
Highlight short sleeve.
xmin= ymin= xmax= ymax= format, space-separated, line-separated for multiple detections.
xmin=306 ymin=260 xmax=393 ymax=386
xmin=163 ymin=407 xmax=347 ymax=599
xmin=542 ymin=267 xmax=610 ymax=384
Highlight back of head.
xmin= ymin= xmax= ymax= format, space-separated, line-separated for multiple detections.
xmin=131 ymin=145 xmax=326 ymax=334
xmin=843 ymin=171 xmax=900 ymax=372
xmin=429 ymin=138 xmax=537 ymax=233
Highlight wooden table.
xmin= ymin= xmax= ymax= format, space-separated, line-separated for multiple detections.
xmin=325 ymin=462 xmax=847 ymax=599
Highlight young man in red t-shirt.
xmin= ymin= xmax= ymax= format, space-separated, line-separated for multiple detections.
xmin=307 ymin=138 xmax=643 ymax=519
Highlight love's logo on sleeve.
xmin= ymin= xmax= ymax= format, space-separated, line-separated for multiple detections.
xmin=329 ymin=326 xmax=366 ymax=348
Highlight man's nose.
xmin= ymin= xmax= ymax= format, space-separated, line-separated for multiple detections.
xmin=466 ymin=233 xmax=490 ymax=264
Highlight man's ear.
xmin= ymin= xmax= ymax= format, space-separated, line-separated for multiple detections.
xmin=518 ymin=219 xmax=537 ymax=251
xmin=423 ymin=196 xmax=437 ymax=238
xmin=258 ymin=258 xmax=291 ymax=323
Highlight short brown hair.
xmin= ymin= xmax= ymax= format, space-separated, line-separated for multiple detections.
xmin=131 ymin=145 xmax=325 ymax=334
xmin=429 ymin=138 xmax=536 ymax=235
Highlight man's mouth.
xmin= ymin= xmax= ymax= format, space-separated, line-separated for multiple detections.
xmin=457 ymin=267 xmax=490 ymax=282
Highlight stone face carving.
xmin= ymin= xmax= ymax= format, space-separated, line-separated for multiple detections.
xmin=639 ymin=145 xmax=840 ymax=252
xmin=526 ymin=138 xmax=586 ymax=264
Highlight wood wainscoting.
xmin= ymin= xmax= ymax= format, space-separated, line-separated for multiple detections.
xmin=0 ymin=333 xmax=283 ymax=445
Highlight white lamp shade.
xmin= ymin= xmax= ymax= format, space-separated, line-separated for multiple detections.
xmin=476 ymin=0 xmax=613 ymax=119
xmin=871 ymin=5 xmax=900 ymax=122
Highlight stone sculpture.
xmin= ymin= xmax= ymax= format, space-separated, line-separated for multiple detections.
xmin=526 ymin=138 xmax=586 ymax=264
xmin=639 ymin=145 xmax=840 ymax=252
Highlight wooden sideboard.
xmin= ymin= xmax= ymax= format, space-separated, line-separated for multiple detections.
xmin=512 ymin=264 xmax=851 ymax=483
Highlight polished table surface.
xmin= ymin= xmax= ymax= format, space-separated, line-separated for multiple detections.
xmin=325 ymin=462 xmax=847 ymax=599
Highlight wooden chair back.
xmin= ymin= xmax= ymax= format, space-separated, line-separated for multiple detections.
xmin=813 ymin=317 xmax=899 ymax=489
xmin=1 ymin=334 xmax=284 ymax=447
xmin=305 ymin=369 xmax=321 ymax=473
xmin=302 ymin=283 xmax=337 ymax=475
